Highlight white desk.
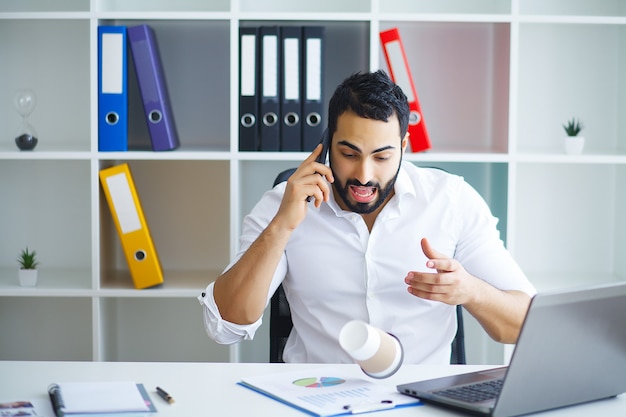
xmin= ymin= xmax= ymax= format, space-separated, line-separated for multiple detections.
xmin=1 ymin=361 xmax=624 ymax=416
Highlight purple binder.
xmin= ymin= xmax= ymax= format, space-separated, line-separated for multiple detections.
xmin=128 ymin=25 xmax=180 ymax=151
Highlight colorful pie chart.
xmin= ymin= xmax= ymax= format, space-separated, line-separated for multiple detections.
xmin=293 ymin=376 xmax=346 ymax=388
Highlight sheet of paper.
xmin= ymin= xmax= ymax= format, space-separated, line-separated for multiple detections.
xmin=240 ymin=367 xmax=420 ymax=416
xmin=58 ymin=381 xmax=150 ymax=413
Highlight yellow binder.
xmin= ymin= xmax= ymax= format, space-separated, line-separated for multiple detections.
xmin=99 ymin=163 xmax=163 ymax=289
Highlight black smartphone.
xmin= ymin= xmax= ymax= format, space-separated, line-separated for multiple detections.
xmin=307 ymin=129 xmax=330 ymax=202
xmin=316 ymin=128 xmax=330 ymax=165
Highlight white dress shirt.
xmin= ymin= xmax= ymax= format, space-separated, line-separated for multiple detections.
xmin=198 ymin=162 xmax=536 ymax=364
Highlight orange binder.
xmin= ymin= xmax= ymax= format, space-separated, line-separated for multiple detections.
xmin=99 ymin=163 xmax=163 ymax=289
xmin=380 ymin=27 xmax=431 ymax=153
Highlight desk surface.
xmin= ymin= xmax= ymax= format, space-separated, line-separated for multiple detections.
xmin=1 ymin=361 xmax=624 ymax=416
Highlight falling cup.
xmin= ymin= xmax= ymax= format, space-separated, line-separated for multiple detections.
xmin=339 ymin=320 xmax=403 ymax=379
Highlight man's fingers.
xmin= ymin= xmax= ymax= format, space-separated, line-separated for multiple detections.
xmin=304 ymin=142 xmax=323 ymax=163
xmin=421 ymin=238 xmax=455 ymax=272
xmin=406 ymin=271 xmax=450 ymax=287
xmin=421 ymin=237 xmax=447 ymax=261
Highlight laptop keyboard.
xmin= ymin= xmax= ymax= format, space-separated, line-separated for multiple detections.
xmin=433 ymin=379 xmax=503 ymax=403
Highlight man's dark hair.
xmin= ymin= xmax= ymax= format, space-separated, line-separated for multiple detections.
xmin=327 ymin=70 xmax=410 ymax=140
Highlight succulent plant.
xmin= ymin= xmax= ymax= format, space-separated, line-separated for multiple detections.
xmin=562 ymin=118 xmax=584 ymax=137
xmin=17 ymin=246 xmax=39 ymax=270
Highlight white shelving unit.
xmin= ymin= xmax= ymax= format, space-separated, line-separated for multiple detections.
xmin=1 ymin=0 xmax=624 ymax=365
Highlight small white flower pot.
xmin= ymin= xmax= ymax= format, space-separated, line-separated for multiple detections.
xmin=18 ymin=269 xmax=38 ymax=287
xmin=564 ymin=136 xmax=585 ymax=155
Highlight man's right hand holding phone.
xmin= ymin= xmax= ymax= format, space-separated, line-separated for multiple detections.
xmin=275 ymin=143 xmax=334 ymax=231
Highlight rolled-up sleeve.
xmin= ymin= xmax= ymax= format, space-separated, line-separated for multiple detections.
xmin=197 ymin=281 xmax=262 ymax=344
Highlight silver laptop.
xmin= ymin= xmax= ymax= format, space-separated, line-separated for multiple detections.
xmin=397 ymin=281 xmax=626 ymax=416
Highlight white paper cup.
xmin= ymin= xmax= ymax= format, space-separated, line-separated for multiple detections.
xmin=339 ymin=320 xmax=403 ymax=379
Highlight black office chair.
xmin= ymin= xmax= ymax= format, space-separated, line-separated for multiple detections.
xmin=269 ymin=168 xmax=466 ymax=365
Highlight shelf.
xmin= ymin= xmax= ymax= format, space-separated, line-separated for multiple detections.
xmin=99 ymin=269 xmax=218 ymax=295
xmin=0 ymin=160 xmax=92 ymax=275
xmin=380 ymin=0 xmax=510 ymax=15
xmin=99 ymin=160 xmax=230 ymax=282
xmin=0 ymin=0 xmax=89 ymax=13
xmin=0 ymin=19 xmax=90 ymax=149
xmin=0 ymin=297 xmax=93 ymax=361
xmin=99 ymin=297 xmax=230 ymax=362
xmin=239 ymin=0 xmax=369 ymax=14
xmin=0 ymin=268 xmax=93 ymax=295
xmin=378 ymin=21 xmax=510 ymax=155
xmin=513 ymin=163 xmax=626 ymax=287
xmin=517 ymin=22 xmax=626 ymax=154
xmin=519 ymin=0 xmax=626 ymax=17
xmin=97 ymin=0 xmax=230 ymax=13
xmin=528 ymin=273 xmax=626 ymax=293
xmin=514 ymin=152 xmax=626 ymax=164
xmin=1 ymin=0 xmax=624 ymax=365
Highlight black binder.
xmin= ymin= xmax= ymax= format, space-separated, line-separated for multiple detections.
xmin=302 ymin=26 xmax=325 ymax=152
xmin=279 ymin=26 xmax=303 ymax=152
xmin=239 ymin=26 xmax=260 ymax=151
xmin=259 ymin=26 xmax=281 ymax=151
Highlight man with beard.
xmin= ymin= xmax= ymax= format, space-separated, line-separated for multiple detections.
xmin=198 ymin=71 xmax=535 ymax=364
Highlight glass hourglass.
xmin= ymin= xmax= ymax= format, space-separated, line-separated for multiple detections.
xmin=14 ymin=89 xmax=39 ymax=150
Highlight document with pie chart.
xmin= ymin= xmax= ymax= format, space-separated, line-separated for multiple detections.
xmin=239 ymin=367 xmax=420 ymax=416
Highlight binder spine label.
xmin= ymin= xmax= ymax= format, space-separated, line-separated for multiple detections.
xmin=262 ymin=35 xmax=278 ymax=99
xmin=241 ymin=35 xmax=257 ymax=97
xmin=101 ymin=33 xmax=124 ymax=94
xmin=106 ymin=173 xmax=142 ymax=234
xmin=385 ymin=41 xmax=415 ymax=103
xmin=283 ymin=38 xmax=299 ymax=101
xmin=305 ymin=38 xmax=322 ymax=102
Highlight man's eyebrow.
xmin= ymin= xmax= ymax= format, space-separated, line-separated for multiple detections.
xmin=337 ymin=140 xmax=396 ymax=154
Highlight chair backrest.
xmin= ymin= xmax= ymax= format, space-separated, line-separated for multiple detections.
xmin=269 ymin=167 xmax=466 ymax=364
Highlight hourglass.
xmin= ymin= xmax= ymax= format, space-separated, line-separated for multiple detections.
xmin=14 ymin=89 xmax=39 ymax=150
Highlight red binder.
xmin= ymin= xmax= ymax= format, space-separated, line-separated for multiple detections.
xmin=380 ymin=28 xmax=431 ymax=153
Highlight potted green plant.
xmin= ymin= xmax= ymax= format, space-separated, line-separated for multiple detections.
xmin=17 ymin=246 xmax=39 ymax=287
xmin=562 ymin=117 xmax=585 ymax=154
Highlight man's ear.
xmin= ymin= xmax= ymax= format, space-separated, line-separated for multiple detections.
xmin=401 ymin=132 xmax=409 ymax=154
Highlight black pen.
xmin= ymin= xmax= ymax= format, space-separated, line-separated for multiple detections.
xmin=343 ymin=400 xmax=393 ymax=414
xmin=156 ymin=386 xmax=175 ymax=404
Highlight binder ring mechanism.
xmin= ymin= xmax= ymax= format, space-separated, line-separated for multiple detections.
xmin=409 ymin=111 xmax=421 ymax=126
xmin=149 ymin=110 xmax=163 ymax=124
xmin=284 ymin=112 xmax=299 ymax=127
xmin=135 ymin=250 xmax=146 ymax=261
xmin=306 ymin=112 xmax=321 ymax=127
xmin=105 ymin=111 xmax=120 ymax=126
xmin=263 ymin=112 xmax=278 ymax=127
xmin=241 ymin=113 xmax=256 ymax=128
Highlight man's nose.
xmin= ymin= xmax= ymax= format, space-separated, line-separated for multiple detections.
xmin=354 ymin=160 xmax=373 ymax=185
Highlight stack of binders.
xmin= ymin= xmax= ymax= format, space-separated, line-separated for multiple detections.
xmin=239 ymin=25 xmax=325 ymax=152
xmin=98 ymin=25 xmax=180 ymax=152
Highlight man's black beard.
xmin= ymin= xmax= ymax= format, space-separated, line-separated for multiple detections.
xmin=331 ymin=162 xmax=401 ymax=214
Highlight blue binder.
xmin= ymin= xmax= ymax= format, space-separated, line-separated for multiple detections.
xmin=128 ymin=24 xmax=180 ymax=152
xmin=98 ymin=26 xmax=128 ymax=152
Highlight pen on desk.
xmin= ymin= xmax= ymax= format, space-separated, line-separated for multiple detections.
xmin=343 ymin=400 xmax=394 ymax=414
xmin=156 ymin=386 xmax=175 ymax=404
